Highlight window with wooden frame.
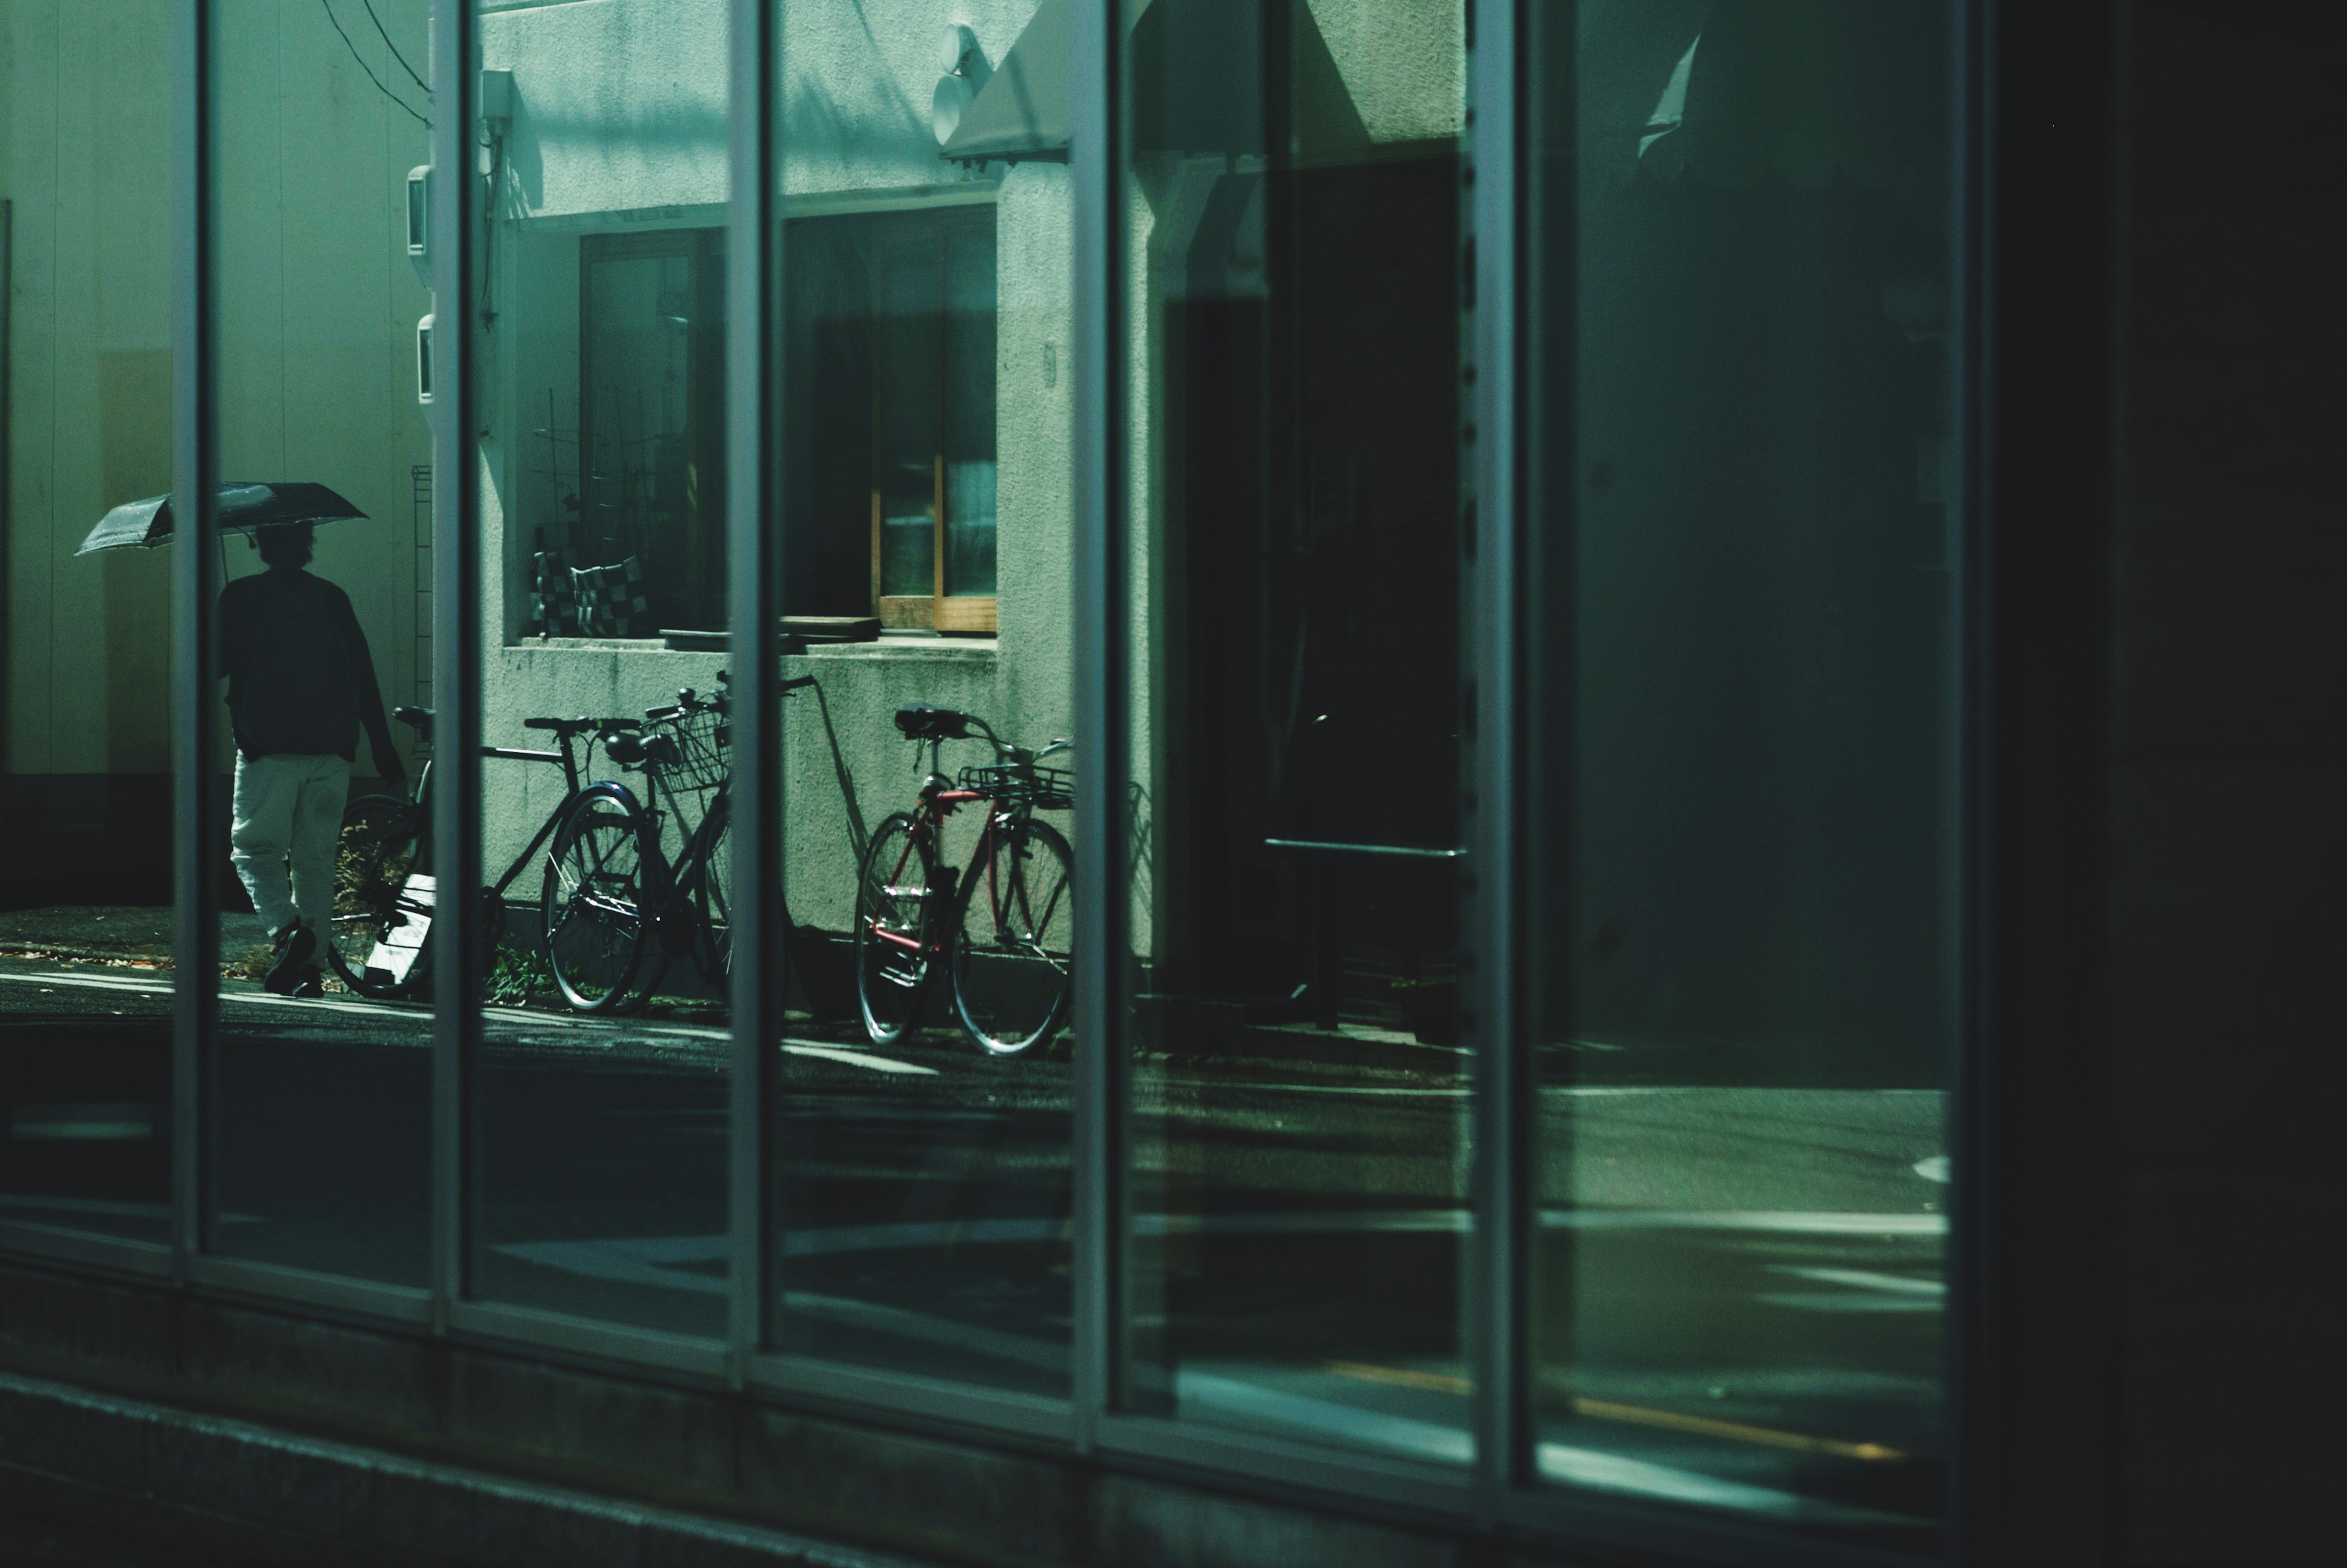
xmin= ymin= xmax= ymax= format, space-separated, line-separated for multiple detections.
xmin=785 ymin=205 xmax=997 ymax=634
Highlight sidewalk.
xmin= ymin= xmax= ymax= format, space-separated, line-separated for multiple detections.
xmin=0 ymin=906 xmax=270 ymax=970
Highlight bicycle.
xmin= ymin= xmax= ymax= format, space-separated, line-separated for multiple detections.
xmin=538 ymin=677 xmax=722 ymax=1011
xmin=535 ymin=670 xmax=828 ymax=1013
xmin=327 ymin=705 xmax=636 ymax=1001
xmin=856 ymin=703 xmax=1073 ymax=1057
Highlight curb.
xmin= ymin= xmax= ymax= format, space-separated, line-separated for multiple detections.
xmin=0 ymin=1369 xmax=931 ymax=1568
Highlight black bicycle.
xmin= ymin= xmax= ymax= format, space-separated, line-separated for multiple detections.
xmin=326 ymin=705 xmax=633 ymax=1002
xmin=540 ymin=678 xmax=732 ymax=1012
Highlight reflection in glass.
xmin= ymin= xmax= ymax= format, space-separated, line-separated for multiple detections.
xmin=1529 ymin=2 xmax=1956 ymax=1539
xmin=0 ymin=5 xmax=176 ymax=1247
xmin=466 ymin=0 xmax=733 ymax=1336
xmin=769 ymin=0 xmax=1072 ymax=1394
xmin=1120 ymin=0 xmax=1472 ymax=1461
xmin=201 ymin=0 xmax=432 ymax=1283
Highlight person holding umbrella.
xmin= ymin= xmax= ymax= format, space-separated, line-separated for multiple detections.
xmin=219 ymin=521 xmax=405 ymax=995
xmin=79 ymin=481 xmax=396 ymax=995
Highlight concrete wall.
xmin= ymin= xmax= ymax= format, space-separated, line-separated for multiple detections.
xmin=212 ymin=0 xmax=435 ymax=780
xmin=2 ymin=1 xmax=175 ymax=783
xmin=1 ymin=0 xmax=433 ymax=801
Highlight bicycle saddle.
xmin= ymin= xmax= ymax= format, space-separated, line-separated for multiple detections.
xmin=894 ymin=704 xmax=973 ymax=740
xmin=392 ymin=706 xmax=433 ymax=739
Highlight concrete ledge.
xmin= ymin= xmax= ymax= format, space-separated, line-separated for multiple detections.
xmin=0 ymin=1369 xmax=928 ymax=1568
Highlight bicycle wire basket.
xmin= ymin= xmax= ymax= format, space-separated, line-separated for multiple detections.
xmin=653 ymin=705 xmax=730 ymax=796
xmin=957 ymin=761 xmax=1074 ymax=811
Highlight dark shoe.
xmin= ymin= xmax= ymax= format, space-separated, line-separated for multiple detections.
xmin=264 ymin=924 xmax=317 ymax=994
xmin=288 ymin=965 xmax=326 ymax=1000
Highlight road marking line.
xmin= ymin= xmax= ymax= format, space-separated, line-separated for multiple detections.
xmin=784 ymin=1043 xmax=936 ymax=1075
xmin=1773 ymin=1266 xmax=1944 ymax=1297
xmin=1567 ymin=1396 xmax=1909 ymax=1463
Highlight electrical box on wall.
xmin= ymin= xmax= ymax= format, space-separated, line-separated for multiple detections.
xmin=416 ymin=315 xmax=433 ymax=406
xmin=480 ymin=68 xmax=514 ymax=128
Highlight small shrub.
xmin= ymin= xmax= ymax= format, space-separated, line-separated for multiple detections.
xmin=487 ymin=939 xmax=555 ymax=1005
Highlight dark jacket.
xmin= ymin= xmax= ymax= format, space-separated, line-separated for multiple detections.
xmin=219 ymin=568 xmax=396 ymax=765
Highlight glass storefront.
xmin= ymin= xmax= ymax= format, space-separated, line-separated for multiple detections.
xmin=1117 ymin=0 xmax=1473 ymax=1462
xmin=1529 ymin=1 xmax=1958 ymax=1537
xmin=202 ymin=0 xmax=434 ymax=1288
xmin=768 ymin=0 xmax=1075 ymax=1396
xmin=463 ymin=0 xmax=735 ymax=1337
xmin=0 ymin=4 xmax=175 ymax=1250
xmin=0 ymin=0 xmax=1977 ymax=1555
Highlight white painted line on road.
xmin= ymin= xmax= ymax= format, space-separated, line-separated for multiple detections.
xmin=1912 ymin=1155 xmax=1950 ymax=1182
xmin=1774 ymin=1266 xmax=1944 ymax=1297
xmin=0 ymin=969 xmax=424 ymax=1023
xmin=230 ymin=991 xmax=429 ymax=1022
xmin=1535 ymin=1439 xmax=1920 ymax=1526
xmin=1548 ymin=1209 xmax=1947 ymax=1236
xmin=1757 ymin=1292 xmax=1942 ymax=1314
xmin=784 ymin=1042 xmax=937 ymax=1076
xmin=0 ymin=971 xmax=169 ymax=997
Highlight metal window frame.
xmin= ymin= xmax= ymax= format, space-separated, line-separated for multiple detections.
xmin=727 ymin=0 xmax=779 ymax=1398
xmin=0 ymin=1 xmax=2120 ymax=1561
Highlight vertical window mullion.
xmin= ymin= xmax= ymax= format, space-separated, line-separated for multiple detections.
xmin=168 ymin=0 xmax=217 ymax=1283
xmin=725 ymin=0 xmax=780 ymax=1388
xmin=427 ymin=2 xmax=479 ymax=1338
xmin=1069 ymin=0 xmax=1121 ymax=1453
xmin=1465 ymin=0 xmax=1526 ymax=1513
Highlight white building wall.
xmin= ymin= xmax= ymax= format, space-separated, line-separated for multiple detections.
xmin=2 ymin=0 xmax=174 ymax=780
xmin=2 ymin=0 xmax=432 ymax=788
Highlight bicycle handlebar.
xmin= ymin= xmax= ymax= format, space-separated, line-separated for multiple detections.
xmin=522 ymin=715 xmax=628 ymax=736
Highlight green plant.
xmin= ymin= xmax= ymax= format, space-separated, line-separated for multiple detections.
xmin=487 ymin=939 xmax=556 ymax=1005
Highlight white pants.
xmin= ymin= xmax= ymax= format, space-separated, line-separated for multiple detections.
xmin=230 ymin=752 xmax=351 ymax=939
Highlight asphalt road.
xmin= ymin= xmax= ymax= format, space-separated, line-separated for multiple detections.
xmin=0 ymin=949 xmax=1948 ymax=1537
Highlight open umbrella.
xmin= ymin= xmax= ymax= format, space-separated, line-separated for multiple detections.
xmin=76 ymin=482 xmax=369 ymax=555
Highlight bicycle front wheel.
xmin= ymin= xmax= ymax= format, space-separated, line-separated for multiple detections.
xmin=691 ymin=808 xmax=732 ymax=985
xmin=952 ymin=817 xmax=1073 ymax=1057
xmin=855 ymin=811 xmax=935 ymax=1046
xmin=326 ymin=793 xmax=425 ymax=998
xmin=540 ymin=786 xmax=659 ymax=1014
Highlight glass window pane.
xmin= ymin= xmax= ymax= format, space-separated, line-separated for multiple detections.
xmin=768 ymin=0 xmax=1073 ymax=1396
xmin=0 ymin=4 xmax=175 ymax=1247
xmin=466 ymin=1 xmax=733 ymax=1336
xmin=1118 ymin=0 xmax=1472 ymax=1462
xmin=1529 ymin=1 xmax=1958 ymax=1541
xmin=204 ymin=0 xmax=433 ymax=1283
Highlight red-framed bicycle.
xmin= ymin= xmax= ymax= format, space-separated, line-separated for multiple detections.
xmin=855 ymin=703 xmax=1073 ymax=1057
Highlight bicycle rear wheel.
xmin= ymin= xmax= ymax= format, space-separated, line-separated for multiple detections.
xmin=540 ymin=786 xmax=659 ymax=1014
xmin=855 ymin=811 xmax=935 ymax=1046
xmin=952 ymin=816 xmax=1073 ymax=1057
xmin=326 ymin=793 xmax=425 ymax=998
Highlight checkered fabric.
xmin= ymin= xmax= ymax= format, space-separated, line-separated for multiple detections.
xmin=529 ymin=549 xmax=576 ymax=637
xmin=570 ymin=555 xmax=649 ymax=637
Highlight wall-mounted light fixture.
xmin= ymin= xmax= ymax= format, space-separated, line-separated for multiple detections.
xmin=932 ymin=24 xmax=982 ymax=147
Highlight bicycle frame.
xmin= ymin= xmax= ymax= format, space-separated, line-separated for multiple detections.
xmin=373 ymin=718 xmax=613 ymax=926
